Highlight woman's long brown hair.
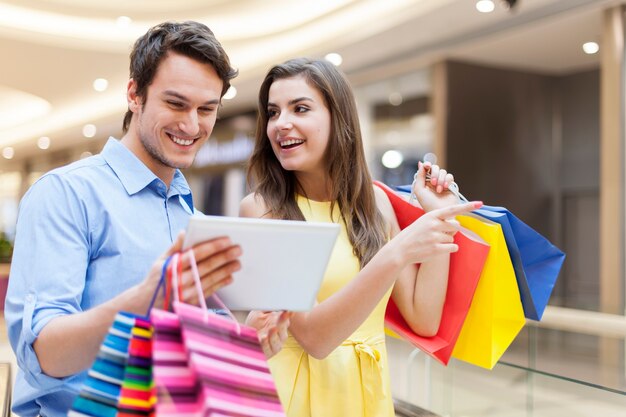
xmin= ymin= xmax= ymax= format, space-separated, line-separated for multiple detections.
xmin=247 ymin=58 xmax=386 ymax=268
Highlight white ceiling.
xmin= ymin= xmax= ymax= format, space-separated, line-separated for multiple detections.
xmin=0 ymin=0 xmax=618 ymax=169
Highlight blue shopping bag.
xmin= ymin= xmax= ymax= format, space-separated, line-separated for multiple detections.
xmin=472 ymin=206 xmax=565 ymax=320
xmin=397 ymin=184 xmax=565 ymax=320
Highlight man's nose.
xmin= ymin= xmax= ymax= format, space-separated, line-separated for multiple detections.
xmin=178 ymin=111 xmax=200 ymax=136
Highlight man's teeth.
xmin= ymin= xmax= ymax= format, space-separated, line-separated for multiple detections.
xmin=280 ymin=139 xmax=304 ymax=148
xmin=170 ymin=135 xmax=194 ymax=146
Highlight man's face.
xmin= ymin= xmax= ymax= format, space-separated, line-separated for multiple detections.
xmin=126 ymin=52 xmax=223 ymax=180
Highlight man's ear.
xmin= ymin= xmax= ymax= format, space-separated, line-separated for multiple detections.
xmin=127 ymin=79 xmax=141 ymax=112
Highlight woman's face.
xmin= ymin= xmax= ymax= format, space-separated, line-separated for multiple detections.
xmin=266 ymin=75 xmax=331 ymax=177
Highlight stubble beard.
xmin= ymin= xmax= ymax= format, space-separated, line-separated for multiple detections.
xmin=138 ymin=129 xmax=186 ymax=170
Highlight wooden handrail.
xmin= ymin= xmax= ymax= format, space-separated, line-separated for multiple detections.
xmin=0 ymin=363 xmax=11 ymax=417
xmin=526 ymin=306 xmax=626 ymax=338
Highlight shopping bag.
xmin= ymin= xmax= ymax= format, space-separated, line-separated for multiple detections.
xmin=153 ymin=252 xmax=286 ymax=417
xmin=151 ymin=307 xmax=199 ymax=417
xmin=68 ymin=312 xmax=155 ymax=417
xmin=70 ymin=256 xmax=179 ymax=417
xmin=473 ymin=206 xmax=565 ymax=320
xmin=451 ymin=215 xmax=526 ymax=369
xmin=374 ymin=181 xmax=490 ymax=365
xmin=176 ymin=303 xmax=285 ymax=415
xmin=397 ymin=184 xmax=565 ymax=321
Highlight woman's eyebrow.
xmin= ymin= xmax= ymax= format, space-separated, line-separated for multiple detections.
xmin=267 ymin=97 xmax=314 ymax=107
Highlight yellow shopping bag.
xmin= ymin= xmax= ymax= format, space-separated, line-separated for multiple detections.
xmin=451 ymin=215 xmax=525 ymax=369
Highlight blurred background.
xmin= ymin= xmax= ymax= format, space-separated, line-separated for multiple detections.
xmin=0 ymin=0 xmax=625 ymax=415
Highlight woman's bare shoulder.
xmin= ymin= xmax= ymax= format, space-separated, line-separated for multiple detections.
xmin=240 ymin=192 xmax=271 ymax=218
xmin=372 ymin=184 xmax=395 ymax=223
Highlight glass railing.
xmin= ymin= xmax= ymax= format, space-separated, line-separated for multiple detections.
xmin=388 ymin=306 xmax=626 ymax=417
xmin=431 ymin=359 xmax=624 ymax=416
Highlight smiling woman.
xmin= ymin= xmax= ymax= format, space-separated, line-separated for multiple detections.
xmin=265 ymin=75 xmax=331 ymax=180
xmin=242 ymin=57 xmax=478 ymax=417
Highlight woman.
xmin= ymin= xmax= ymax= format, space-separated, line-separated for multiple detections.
xmin=241 ymin=58 xmax=480 ymax=417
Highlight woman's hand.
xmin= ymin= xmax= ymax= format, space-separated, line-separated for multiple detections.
xmin=387 ymin=201 xmax=482 ymax=265
xmin=413 ymin=161 xmax=460 ymax=212
xmin=246 ymin=310 xmax=292 ymax=358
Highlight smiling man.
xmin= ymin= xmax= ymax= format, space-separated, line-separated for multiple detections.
xmin=121 ymin=29 xmax=229 ymax=184
xmin=5 ymin=21 xmax=288 ymax=417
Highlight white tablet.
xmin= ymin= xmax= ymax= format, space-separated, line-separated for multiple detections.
xmin=183 ymin=215 xmax=340 ymax=311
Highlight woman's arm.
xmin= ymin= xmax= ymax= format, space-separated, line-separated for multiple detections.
xmin=391 ymin=161 xmax=464 ymax=336
xmin=389 ymin=213 xmax=451 ymax=336
xmin=240 ymin=190 xmax=476 ymax=359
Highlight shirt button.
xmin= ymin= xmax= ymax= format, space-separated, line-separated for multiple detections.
xmin=25 ymin=294 xmax=34 ymax=302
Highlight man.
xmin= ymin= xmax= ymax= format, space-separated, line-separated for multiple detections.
xmin=6 ymin=21 xmax=288 ymax=417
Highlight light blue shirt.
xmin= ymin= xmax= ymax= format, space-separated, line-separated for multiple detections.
xmin=6 ymin=138 xmax=195 ymax=417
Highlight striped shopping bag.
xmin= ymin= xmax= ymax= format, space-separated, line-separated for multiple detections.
xmin=69 ymin=257 xmax=176 ymax=417
xmin=152 ymin=252 xmax=285 ymax=417
xmin=69 ymin=312 xmax=155 ymax=417
xmin=151 ymin=307 xmax=200 ymax=416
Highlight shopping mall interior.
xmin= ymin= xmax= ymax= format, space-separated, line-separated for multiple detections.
xmin=0 ymin=0 xmax=625 ymax=415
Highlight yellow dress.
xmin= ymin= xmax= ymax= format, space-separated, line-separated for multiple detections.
xmin=269 ymin=195 xmax=395 ymax=417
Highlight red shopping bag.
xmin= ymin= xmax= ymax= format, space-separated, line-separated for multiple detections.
xmin=375 ymin=181 xmax=489 ymax=365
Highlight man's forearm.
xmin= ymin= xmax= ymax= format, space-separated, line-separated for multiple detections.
xmin=33 ymin=284 xmax=151 ymax=377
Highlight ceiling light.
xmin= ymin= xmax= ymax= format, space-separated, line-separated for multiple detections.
xmin=223 ymin=86 xmax=237 ymax=100
xmin=476 ymin=0 xmax=495 ymax=13
xmin=82 ymin=124 xmax=97 ymax=138
xmin=37 ymin=136 xmax=50 ymax=150
xmin=116 ymin=16 xmax=132 ymax=28
xmin=325 ymin=53 xmax=343 ymax=66
xmin=93 ymin=78 xmax=108 ymax=92
xmin=388 ymin=92 xmax=403 ymax=106
xmin=80 ymin=151 xmax=93 ymax=159
xmin=2 ymin=147 xmax=14 ymax=159
xmin=381 ymin=150 xmax=403 ymax=169
xmin=582 ymin=42 xmax=599 ymax=54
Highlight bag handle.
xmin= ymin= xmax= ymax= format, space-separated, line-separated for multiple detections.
xmin=171 ymin=250 xmax=241 ymax=335
xmin=145 ymin=255 xmax=172 ymax=316
xmin=408 ymin=156 xmax=468 ymax=205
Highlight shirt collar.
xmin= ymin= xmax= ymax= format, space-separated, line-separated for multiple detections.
xmin=101 ymin=137 xmax=192 ymax=202
xmin=171 ymin=170 xmax=194 ymax=213
xmin=170 ymin=170 xmax=192 ymax=197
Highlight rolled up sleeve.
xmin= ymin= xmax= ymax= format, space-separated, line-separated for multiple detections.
xmin=6 ymin=173 xmax=89 ymax=388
